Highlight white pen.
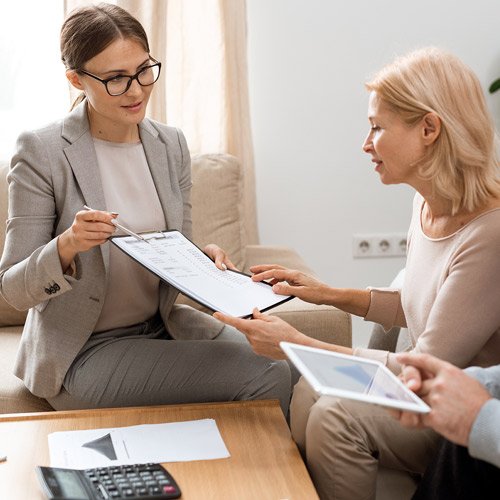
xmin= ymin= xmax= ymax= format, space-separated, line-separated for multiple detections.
xmin=83 ymin=205 xmax=149 ymax=243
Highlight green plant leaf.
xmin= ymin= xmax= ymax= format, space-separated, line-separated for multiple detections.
xmin=489 ymin=78 xmax=500 ymax=93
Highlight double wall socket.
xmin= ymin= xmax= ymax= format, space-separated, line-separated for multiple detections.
xmin=353 ymin=233 xmax=407 ymax=258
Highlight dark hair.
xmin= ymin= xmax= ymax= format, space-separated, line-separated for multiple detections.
xmin=61 ymin=3 xmax=150 ymax=108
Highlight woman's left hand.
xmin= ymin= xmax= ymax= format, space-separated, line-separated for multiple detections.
xmin=213 ymin=308 xmax=306 ymax=359
xmin=204 ymin=243 xmax=238 ymax=271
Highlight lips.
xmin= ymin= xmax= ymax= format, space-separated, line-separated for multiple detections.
xmin=122 ymin=101 xmax=143 ymax=112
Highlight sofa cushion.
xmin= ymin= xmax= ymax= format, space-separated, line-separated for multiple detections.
xmin=0 ymin=327 xmax=53 ymax=413
xmin=190 ymin=154 xmax=246 ymax=270
xmin=0 ymin=161 xmax=28 ymax=327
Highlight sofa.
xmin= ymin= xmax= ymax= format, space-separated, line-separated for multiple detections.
xmin=0 ymin=153 xmax=351 ymax=414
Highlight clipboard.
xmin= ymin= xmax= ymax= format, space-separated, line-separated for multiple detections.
xmin=110 ymin=230 xmax=293 ymax=318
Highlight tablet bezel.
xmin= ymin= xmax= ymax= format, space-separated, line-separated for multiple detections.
xmin=280 ymin=342 xmax=430 ymax=413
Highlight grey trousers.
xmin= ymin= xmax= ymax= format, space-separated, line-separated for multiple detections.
xmin=290 ymin=377 xmax=440 ymax=500
xmin=48 ymin=314 xmax=292 ymax=414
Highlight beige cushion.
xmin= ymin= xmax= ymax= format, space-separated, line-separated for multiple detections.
xmin=191 ymin=154 xmax=246 ymax=270
xmin=0 ymin=161 xmax=28 ymax=327
xmin=0 ymin=327 xmax=53 ymax=413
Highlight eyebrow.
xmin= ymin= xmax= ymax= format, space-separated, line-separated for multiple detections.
xmin=99 ymin=58 xmax=152 ymax=76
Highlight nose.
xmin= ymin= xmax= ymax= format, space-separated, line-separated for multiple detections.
xmin=362 ymin=132 xmax=372 ymax=153
xmin=125 ymin=77 xmax=143 ymax=96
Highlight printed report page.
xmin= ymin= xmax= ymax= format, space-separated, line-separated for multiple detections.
xmin=112 ymin=231 xmax=290 ymax=317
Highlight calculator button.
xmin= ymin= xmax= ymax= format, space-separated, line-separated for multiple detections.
xmin=149 ymin=485 xmax=161 ymax=494
xmin=136 ymin=487 xmax=148 ymax=495
xmin=163 ymin=485 xmax=178 ymax=494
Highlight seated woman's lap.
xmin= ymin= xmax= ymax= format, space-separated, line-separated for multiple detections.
xmin=48 ymin=321 xmax=291 ymax=413
xmin=290 ymin=376 xmax=439 ymax=499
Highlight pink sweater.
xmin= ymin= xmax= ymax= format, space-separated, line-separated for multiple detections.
xmin=355 ymin=194 xmax=500 ymax=374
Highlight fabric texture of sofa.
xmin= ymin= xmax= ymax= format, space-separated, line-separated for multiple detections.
xmin=0 ymin=154 xmax=351 ymax=414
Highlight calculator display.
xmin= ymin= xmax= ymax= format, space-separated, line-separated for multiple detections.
xmin=52 ymin=469 xmax=88 ymax=499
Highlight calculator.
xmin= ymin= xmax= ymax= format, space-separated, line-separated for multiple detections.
xmin=36 ymin=462 xmax=182 ymax=499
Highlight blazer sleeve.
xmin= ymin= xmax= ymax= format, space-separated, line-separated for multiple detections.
xmin=0 ymin=130 xmax=75 ymax=311
xmin=175 ymin=128 xmax=193 ymax=240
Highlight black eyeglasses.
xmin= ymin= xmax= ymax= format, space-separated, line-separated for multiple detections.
xmin=78 ymin=58 xmax=161 ymax=96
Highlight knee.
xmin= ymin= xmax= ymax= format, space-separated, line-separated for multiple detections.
xmin=306 ymin=398 xmax=371 ymax=459
xmin=290 ymin=377 xmax=318 ymax=450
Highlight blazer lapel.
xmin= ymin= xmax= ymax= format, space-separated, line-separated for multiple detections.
xmin=61 ymin=102 xmax=109 ymax=271
xmin=139 ymin=120 xmax=178 ymax=231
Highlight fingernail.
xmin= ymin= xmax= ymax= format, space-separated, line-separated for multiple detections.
xmin=221 ymin=263 xmax=227 ymax=270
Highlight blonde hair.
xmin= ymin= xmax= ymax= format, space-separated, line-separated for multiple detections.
xmin=366 ymin=47 xmax=500 ymax=214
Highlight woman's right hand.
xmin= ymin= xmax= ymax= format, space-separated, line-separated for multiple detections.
xmin=250 ymin=264 xmax=332 ymax=305
xmin=57 ymin=209 xmax=117 ymax=270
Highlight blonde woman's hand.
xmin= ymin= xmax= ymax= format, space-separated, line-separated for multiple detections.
xmin=250 ymin=264 xmax=331 ymax=305
xmin=213 ymin=308 xmax=306 ymax=359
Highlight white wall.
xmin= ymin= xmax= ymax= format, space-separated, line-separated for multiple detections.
xmin=247 ymin=0 xmax=500 ymax=346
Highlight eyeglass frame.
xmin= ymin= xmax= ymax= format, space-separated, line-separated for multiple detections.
xmin=77 ymin=57 xmax=162 ymax=96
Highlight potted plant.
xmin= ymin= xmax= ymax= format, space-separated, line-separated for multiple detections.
xmin=489 ymin=78 xmax=500 ymax=93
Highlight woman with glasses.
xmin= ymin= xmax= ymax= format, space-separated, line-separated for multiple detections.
xmin=0 ymin=3 xmax=291 ymax=413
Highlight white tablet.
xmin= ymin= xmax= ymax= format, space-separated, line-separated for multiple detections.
xmin=281 ymin=342 xmax=430 ymax=413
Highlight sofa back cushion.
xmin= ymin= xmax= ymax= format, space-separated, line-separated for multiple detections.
xmin=0 ymin=161 xmax=28 ymax=327
xmin=190 ymin=154 xmax=246 ymax=270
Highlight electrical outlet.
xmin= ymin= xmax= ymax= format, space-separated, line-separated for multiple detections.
xmin=353 ymin=233 xmax=407 ymax=258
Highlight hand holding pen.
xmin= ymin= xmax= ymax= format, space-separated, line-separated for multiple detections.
xmin=57 ymin=206 xmax=118 ymax=272
xmin=83 ymin=206 xmax=148 ymax=243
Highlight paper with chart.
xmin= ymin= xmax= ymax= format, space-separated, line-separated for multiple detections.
xmin=48 ymin=419 xmax=230 ymax=469
xmin=110 ymin=230 xmax=292 ymax=317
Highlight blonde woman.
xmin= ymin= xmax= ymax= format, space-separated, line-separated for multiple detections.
xmin=215 ymin=47 xmax=500 ymax=498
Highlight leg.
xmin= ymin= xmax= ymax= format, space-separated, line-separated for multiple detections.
xmin=413 ymin=438 xmax=500 ymax=500
xmin=291 ymin=385 xmax=439 ymax=500
xmin=49 ymin=321 xmax=291 ymax=414
xmin=290 ymin=376 xmax=320 ymax=454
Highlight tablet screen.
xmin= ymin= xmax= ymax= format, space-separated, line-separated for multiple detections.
xmin=281 ymin=342 xmax=429 ymax=413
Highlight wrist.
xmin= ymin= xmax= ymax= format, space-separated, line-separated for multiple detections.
xmin=57 ymin=231 xmax=78 ymax=271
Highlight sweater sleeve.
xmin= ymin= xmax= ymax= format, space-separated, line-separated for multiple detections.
xmin=364 ymin=287 xmax=407 ymax=331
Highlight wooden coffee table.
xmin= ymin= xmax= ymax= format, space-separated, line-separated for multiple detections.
xmin=0 ymin=400 xmax=318 ymax=499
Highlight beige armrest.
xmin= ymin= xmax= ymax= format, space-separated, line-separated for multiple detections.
xmin=244 ymin=245 xmax=352 ymax=348
xmin=243 ymin=245 xmax=315 ymax=275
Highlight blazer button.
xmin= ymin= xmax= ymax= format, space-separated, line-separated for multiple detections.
xmin=44 ymin=287 xmax=52 ymax=295
xmin=53 ymin=283 xmax=60 ymax=292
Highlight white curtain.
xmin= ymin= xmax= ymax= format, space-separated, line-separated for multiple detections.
xmin=65 ymin=0 xmax=259 ymax=243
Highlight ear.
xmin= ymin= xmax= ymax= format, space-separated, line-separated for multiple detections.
xmin=422 ymin=113 xmax=441 ymax=145
xmin=66 ymin=69 xmax=84 ymax=91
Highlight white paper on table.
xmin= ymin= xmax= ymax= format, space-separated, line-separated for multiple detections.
xmin=48 ymin=419 xmax=230 ymax=469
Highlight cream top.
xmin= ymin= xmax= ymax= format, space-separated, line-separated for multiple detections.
xmin=356 ymin=193 xmax=500 ymax=374
xmin=93 ymin=138 xmax=166 ymax=332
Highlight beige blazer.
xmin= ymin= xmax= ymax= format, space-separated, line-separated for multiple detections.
xmin=0 ymin=102 xmax=223 ymax=398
